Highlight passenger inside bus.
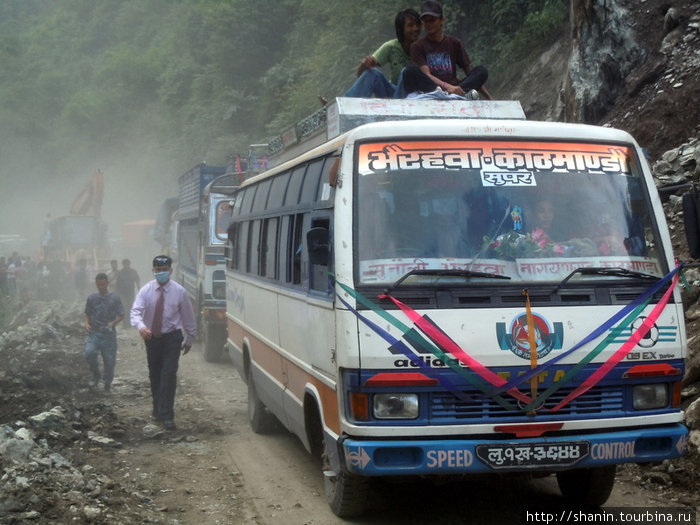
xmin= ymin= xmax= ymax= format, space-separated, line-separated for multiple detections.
xmin=529 ymin=198 xmax=557 ymax=240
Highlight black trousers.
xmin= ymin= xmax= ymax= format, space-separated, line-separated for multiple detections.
xmin=145 ymin=330 xmax=183 ymax=421
xmin=402 ymin=64 xmax=488 ymax=95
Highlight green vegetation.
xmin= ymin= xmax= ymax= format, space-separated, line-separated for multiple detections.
xmin=0 ymin=0 xmax=568 ymax=180
xmin=464 ymin=0 xmax=568 ymax=81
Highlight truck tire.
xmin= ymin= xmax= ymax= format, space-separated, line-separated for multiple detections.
xmin=324 ymin=467 xmax=370 ymax=518
xmin=556 ymin=465 xmax=616 ymax=507
xmin=247 ymin=368 xmax=279 ymax=434
xmin=203 ymin=323 xmax=225 ymax=362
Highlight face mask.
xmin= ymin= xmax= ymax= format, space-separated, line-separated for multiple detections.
xmin=154 ymin=271 xmax=170 ymax=284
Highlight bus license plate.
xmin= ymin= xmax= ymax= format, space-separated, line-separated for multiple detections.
xmin=476 ymin=442 xmax=589 ymax=469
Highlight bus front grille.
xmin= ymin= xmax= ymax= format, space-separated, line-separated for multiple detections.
xmin=430 ymin=385 xmax=625 ymax=423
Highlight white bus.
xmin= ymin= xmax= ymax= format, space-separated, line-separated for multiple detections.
xmin=225 ymin=98 xmax=688 ymax=517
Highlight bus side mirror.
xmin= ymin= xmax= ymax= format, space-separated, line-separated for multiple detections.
xmin=307 ymin=227 xmax=330 ymax=266
xmin=683 ymin=192 xmax=700 ymax=258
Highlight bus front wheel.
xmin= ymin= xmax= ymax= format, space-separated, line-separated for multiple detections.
xmin=247 ymin=369 xmax=278 ymax=434
xmin=556 ymin=465 xmax=616 ymax=507
xmin=324 ymin=465 xmax=369 ymax=518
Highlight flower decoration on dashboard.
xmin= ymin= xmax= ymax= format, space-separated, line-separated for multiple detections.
xmin=483 ymin=229 xmax=571 ymax=260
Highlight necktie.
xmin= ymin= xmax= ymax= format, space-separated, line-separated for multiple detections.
xmin=152 ymin=287 xmax=164 ymax=337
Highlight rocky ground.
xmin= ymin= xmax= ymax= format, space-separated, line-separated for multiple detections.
xmin=2 ymin=296 xmax=700 ymax=525
xmin=0 ymin=302 xmax=260 ymax=524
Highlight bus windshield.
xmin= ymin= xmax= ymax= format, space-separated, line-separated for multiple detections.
xmin=355 ymin=139 xmax=665 ymax=285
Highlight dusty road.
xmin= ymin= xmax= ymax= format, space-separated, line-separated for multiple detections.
xmin=93 ymin=328 xmax=695 ymax=525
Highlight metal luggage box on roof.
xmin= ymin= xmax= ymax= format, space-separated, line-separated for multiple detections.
xmin=266 ymin=97 xmax=526 ymax=168
xmin=326 ymin=97 xmax=526 ymax=139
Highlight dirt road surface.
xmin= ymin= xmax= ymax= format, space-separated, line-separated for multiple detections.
xmin=82 ymin=328 xmax=693 ymax=525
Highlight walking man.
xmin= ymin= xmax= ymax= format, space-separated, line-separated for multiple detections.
xmin=116 ymin=258 xmax=140 ymax=326
xmin=107 ymin=259 xmax=119 ymax=292
xmin=130 ymin=255 xmax=196 ymax=430
xmin=84 ymin=273 xmax=124 ymax=391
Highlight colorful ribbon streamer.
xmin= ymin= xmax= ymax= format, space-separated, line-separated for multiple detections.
xmin=549 ymin=269 xmax=680 ymax=412
xmin=380 ymin=294 xmax=533 ymax=405
xmin=336 ymin=279 xmax=518 ymax=410
xmin=491 ymin=265 xmax=681 ymax=396
xmin=522 ymin=298 xmax=650 ymax=412
xmin=522 ymin=290 xmax=539 ymax=401
xmin=335 ymin=261 xmax=681 ymax=415
xmin=335 ymin=293 xmax=474 ymax=402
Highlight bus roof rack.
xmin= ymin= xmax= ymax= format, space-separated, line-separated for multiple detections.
xmin=266 ymin=97 xmax=526 ymax=168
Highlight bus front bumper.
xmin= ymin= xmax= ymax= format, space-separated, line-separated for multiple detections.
xmin=339 ymin=424 xmax=688 ymax=476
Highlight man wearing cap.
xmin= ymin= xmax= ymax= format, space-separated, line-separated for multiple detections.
xmin=131 ymin=255 xmax=197 ymax=431
xmin=344 ymin=8 xmax=422 ymax=98
xmin=403 ymin=0 xmax=492 ymax=99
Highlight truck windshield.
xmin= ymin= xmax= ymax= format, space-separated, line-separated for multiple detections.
xmin=355 ymin=139 xmax=665 ymax=285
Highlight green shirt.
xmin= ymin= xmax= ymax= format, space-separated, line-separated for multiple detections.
xmin=372 ymin=39 xmax=410 ymax=84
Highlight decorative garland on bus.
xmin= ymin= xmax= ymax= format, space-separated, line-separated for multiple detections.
xmin=335 ymin=263 xmax=682 ymax=414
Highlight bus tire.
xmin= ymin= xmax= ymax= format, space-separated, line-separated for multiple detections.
xmin=247 ymin=369 xmax=278 ymax=434
xmin=304 ymin=399 xmax=324 ymax=459
xmin=556 ymin=465 xmax=616 ymax=507
xmin=203 ymin=323 xmax=225 ymax=362
xmin=324 ymin=467 xmax=369 ymax=518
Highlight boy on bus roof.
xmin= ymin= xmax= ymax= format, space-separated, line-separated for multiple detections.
xmin=343 ymin=8 xmax=422 ymax=99
xmin=402 ymin=0 xmax=493 ymax=100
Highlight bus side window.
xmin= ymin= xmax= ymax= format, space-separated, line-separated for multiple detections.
xmin=279 ymin=215 xmax=291 ymax=283
xmin=308 ymin=218 xmax=330 ymax=293
xmin=249 ymin=220 xmax=261 ymax=275
xmin=237 ymin=221 xmax=250 ymax=273
xmin=294 ymin=214 xmax=305 ymax=286
xmin=227 ymin=222 xmax=239 ymax=269
xmin=261 ymin=217 xmax=279 ymax=279
xmin=284 ymin=213 xmax=304 ymax=285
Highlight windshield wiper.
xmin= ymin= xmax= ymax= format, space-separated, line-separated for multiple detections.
xmin=552 ymin=266 xmax=660 ymax=294
xmin=384 ymin=269 xmax=510 ymax=295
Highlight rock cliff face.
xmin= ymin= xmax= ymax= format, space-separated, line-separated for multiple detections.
xmin=565 ymin=0 xmax=646 ymax=123
xmin=501 ymin=0 xmax=699 ymax=160
xmin=499 ymin=0 xmax=700 ymax=432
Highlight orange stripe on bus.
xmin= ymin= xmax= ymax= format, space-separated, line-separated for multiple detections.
xmin=227 ymin=318 xmax=340 ymax=434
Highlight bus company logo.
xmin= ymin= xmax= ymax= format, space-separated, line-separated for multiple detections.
xmin=607 ymin=316 xmax=678 ymax=348
xmin=496 ymin=313 xmax=563 ymax=360
xmin=630 ymin=317 xmax=660 ymax=348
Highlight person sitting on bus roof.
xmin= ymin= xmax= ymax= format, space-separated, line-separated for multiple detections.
xmin=402 ymin=1 xmax=493 ymax=100
xmin=343 ymin=8 xmax=422 ymax=99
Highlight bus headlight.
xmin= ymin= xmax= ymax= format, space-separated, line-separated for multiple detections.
xmin=373 ymin=394 xmax=419 ymax=419
xmin=633 ymin=384 xmax=668 ymax=410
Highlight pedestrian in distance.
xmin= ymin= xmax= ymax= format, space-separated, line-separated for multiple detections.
xmin=116 ymin=258 xmax=140 ymax=327
xmin=107 ymin=259 xmax=119 ymax=292
xmin=84 ymin=273 xmax=124 ymax=391
xmin=74 ymin=258 xmax=90 ymax=301
xmin=130 ymin=255 xmax=196 ymax=431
